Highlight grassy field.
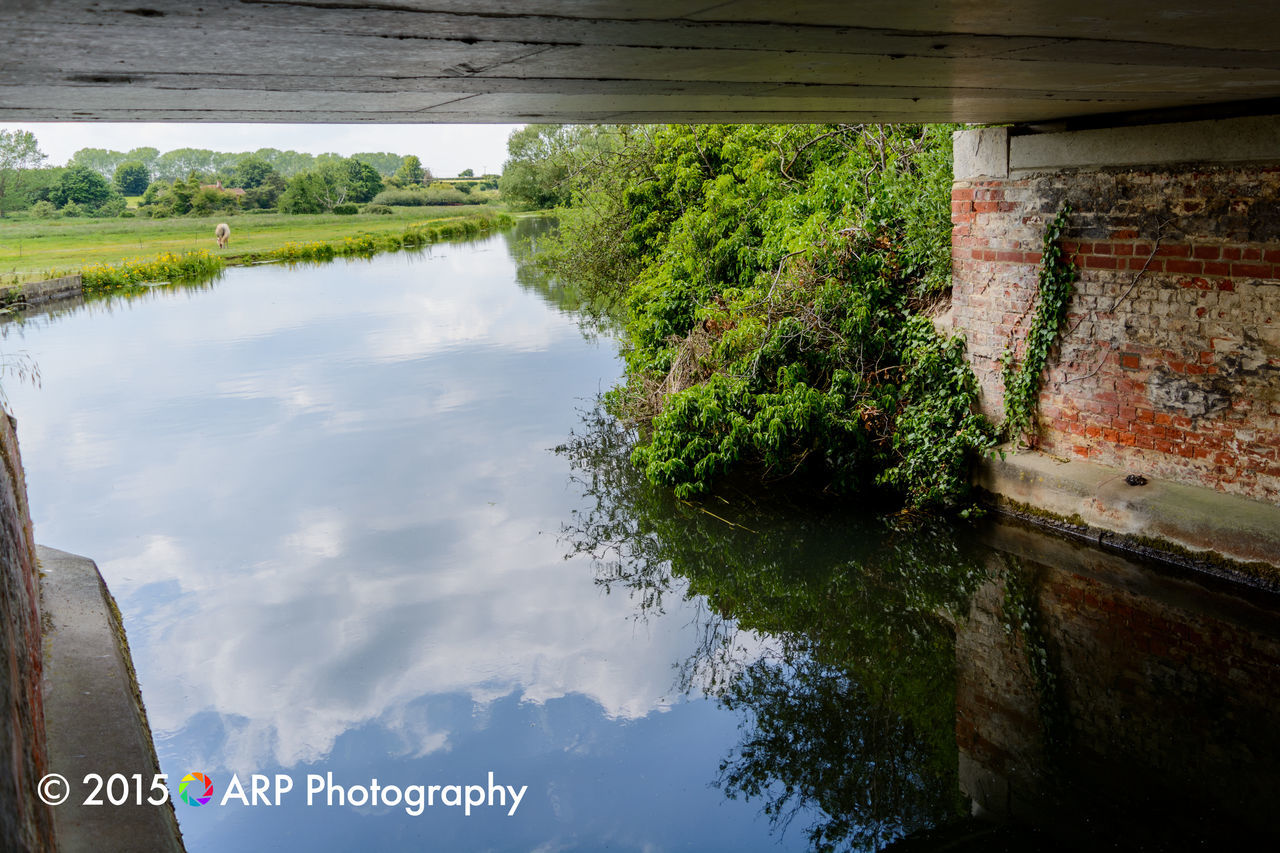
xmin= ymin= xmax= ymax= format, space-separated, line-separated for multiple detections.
xmin=0 ymin=205 xmax=500 ymax=283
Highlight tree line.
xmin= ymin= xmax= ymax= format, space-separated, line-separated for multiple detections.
xmin=0 ymin=130 xmax=498 ymax=219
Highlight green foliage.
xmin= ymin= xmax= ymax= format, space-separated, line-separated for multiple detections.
xmin=81 ymin=250 xmax=225 ymax=293
xmin=278 ymin=172 xmax=330 ymax=214
xmin=113 ymin=160 xmax=150 ymax=196
xmin=51 ymin=165 xmax=120 ymax=212
xmin=97 ymin=197 xmax=128 ymax=217
xmin=29 ymin=200 xmax=56 ymax=219
xmin=232 ymin=156 xmax=278 ymax=189
xmin=541 ymin=123 xmax=992 ymax=509
xmin=362 ymin=203 xmax=394 ymax=215
xmin=60 ymin=201 xmax=84 ymax=218
xmin=348 ymin=152 xmax=405 ymax=177
xmin=1000 ymin=206 xmax=1076 ymax=445
xmin=458 ymin=168 xmax=474 ymax=177
xmin=389 ymin=155 xmax=427 ymax=188
xmin=369 ymin=185 xmax=474 ymax=206
xmin=333 ymin=203 xmax=359 ymax=215
xmin=0 ymin=130 xmax=47 ymax=217
xmin=341 ymin=159 xmax=384 ymax=203
xmin=241 ymin=172 xmax=285 ymax=210
xmin=278 ymin=158 xmax=386 ymax=213
xmin=498 ymin=125 xmax=583 ymax=209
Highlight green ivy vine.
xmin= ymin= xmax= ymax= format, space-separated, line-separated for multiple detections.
xmin=1000 ymin=205 xmax=1077 ymax=444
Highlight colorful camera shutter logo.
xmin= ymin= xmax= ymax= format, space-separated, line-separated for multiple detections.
xmin=179 ymin=772 xmax=214 ymax=806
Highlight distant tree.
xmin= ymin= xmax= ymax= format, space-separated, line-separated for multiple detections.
xmin=232 ymin=156 xmax=278 ymax=189
xmin=252 ymin=148 xmax=316 ymax=177
xmin=125 ymin=147 xmax=160 ymax=172
xmin=342 ymin=158 xmax=384 ymax=203
xmin=0 ymin=129 xmax=47 ymax=217
xmin=277 ymin=171 xmax=330 ymax=214
xmin=69 ymin=147 xmax=128 ymax=179
xmin=390 ymin=155 xmax=426 ymax=188
xmin=113 ymin=160 xmax=150 ymax=195
xmin=50 ymin=165 xmax=118 ymax=212
xmin=350 ymin=152 xmax=404 ymax=177
xmin=242 ymin=171 xmax=286 ymax=209
xmin=153 ymin=148 xmax=220 ymax=182
xmin=499 ymin=124 xmax=578 ymax=210
xmin=459 ymin=168 xmax=474 ymax=177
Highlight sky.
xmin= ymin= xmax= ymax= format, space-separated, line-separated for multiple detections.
xmin=0 ymin=122 xmax=521 ymax=176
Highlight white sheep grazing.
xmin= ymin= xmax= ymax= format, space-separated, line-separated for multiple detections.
xmin=215 ymin=222 xmax=230 ymax=248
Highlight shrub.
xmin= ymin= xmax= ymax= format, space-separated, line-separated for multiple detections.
xmin=333 ymin=203 xmax=359 ymax=215
xmin=96 ymin=197 xmax=128 ymax=217
xmin=30 ymin=200 xmax=56 ymax=219
xmin=369 ymin=185 xmax=471 ymax=206
xmin=119 ymin=211 xmax=136 ymax=219
xmin=60 ymin=201 xmax=84 ymax=218
xmin=362 ymin=203 xmax=394 ymax=215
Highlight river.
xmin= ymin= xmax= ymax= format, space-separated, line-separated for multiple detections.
xmin=3 ymin=219 xmax=1279 ymax=851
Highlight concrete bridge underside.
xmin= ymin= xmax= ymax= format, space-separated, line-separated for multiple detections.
xmin=4 ymin=1 xmax=1280 ymax=125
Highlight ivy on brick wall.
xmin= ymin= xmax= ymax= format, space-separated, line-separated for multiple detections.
xmin=1000 ymin=206 xmax=1077 ymax=444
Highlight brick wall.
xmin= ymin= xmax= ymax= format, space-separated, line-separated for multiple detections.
xmin=0 ymin=411 xmax=55 ymax=851
xmin=952 ymin=165 xmax=1280 ymax=501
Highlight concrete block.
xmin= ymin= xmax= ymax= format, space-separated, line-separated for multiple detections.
xmin=954 ymin=126 xmax=1009 ymax=181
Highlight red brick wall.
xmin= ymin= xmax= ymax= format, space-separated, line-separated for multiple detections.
xmin=0 ymin=412 xmax=55 ymax=851
xmin=952 ymin=166 xmax=1280 ymax=501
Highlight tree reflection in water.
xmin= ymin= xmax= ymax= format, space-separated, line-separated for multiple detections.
xmin=557 ymin=405 xmax=989 ymax=851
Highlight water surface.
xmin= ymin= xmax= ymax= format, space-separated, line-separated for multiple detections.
xmin=5 ymin=223 xmax=1280 ymax=851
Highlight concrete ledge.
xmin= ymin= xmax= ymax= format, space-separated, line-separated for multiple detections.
xmin=976 ymin=448 xmax=1280 ymax=572
xmin=4 ymin=275 xmax=83 ymax=309
xmin=38 ymin=546 xmax=184 ymax=853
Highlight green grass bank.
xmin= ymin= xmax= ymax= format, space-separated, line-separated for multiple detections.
xmin=0 ymin=205 xmax=501 ymax=284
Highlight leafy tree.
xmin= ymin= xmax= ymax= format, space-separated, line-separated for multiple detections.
xmin=189 ymin=186 xmax=239 ymax=215
xmin=389 ymin=155 xmax=427 ymax=188
xmin=498 ymin=124 xmax=584 ymax=210
xmin=125 ymin=147 xmax=160 ymax=172
xmin=341 ymin=158 xmax=384 ymax=203
xmin=232 ymin=156 xmax=278 ymax=189
xmin=277 ymin=171 xmax=331 ymax=214
xmin=50 ymin=165 xmax=118 ymax=212
xmin=69 ymin=147 xmax=127 ymax=179
xmin=113 ymin=160 xmax=150 ymax=195
xmin=251 ymin=148 xmax=316 ymax=177
xmin=350 ymin=152 xmax=405 ymax=177
xmin=152 ymin=148 xmax=221 ymax=182
xmin=242 ymin=172 xmax=286 ymax=209
xmin=459 ymin=168 xmax=474 ymax=177
xmin=0 ymin=129 xmax=46 ymax=217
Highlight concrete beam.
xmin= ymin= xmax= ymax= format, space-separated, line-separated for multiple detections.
xmin=1009 ymin=114 xmax=1280 ymax=175
xmin=5 ymin=2 xmax=1280 ymax=123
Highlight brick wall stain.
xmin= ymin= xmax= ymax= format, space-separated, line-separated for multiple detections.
xmin=952 ymin=166 xmax=1280 ymax=501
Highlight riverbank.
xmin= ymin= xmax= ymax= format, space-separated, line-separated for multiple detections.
xmin=0 ymin=205 xmax=501 ymax=285
xmin=1 ymin=212 xmax=517 ymax=301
